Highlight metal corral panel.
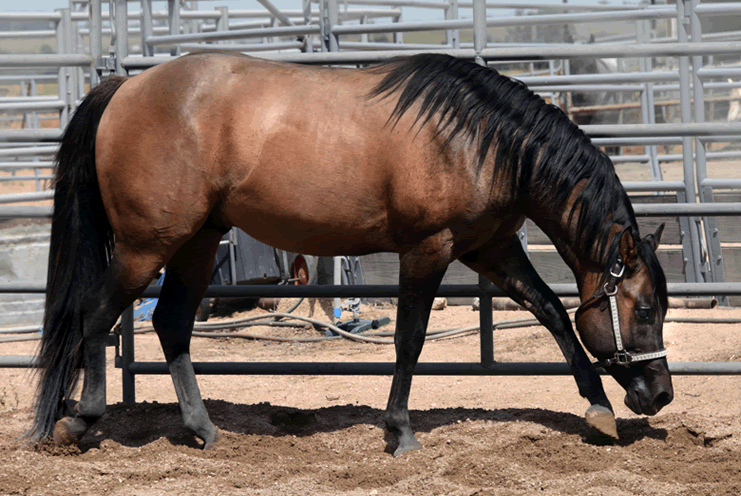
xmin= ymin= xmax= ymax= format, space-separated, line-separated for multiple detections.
xmin=0 ymin=221 xmax=50 ymax=327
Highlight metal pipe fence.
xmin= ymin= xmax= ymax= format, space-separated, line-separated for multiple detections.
xmin=2 ymin=0 xmax=741 ymax=393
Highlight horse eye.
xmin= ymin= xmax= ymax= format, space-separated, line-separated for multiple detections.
xmin=636 ymin=307 xmax=651 ymax=322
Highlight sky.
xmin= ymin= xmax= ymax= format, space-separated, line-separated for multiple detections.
xmin=8 ymin=0 xmax=642 ymax=22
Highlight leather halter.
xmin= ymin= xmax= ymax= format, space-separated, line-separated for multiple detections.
xmin=578 ymin=258 xmax=668 ymax=368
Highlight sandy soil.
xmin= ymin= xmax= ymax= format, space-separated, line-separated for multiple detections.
xmin=1 ymin=303 xmax=741 ymax=496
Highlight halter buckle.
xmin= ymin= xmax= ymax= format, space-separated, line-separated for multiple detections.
xmin=610 ymin=259 xmax=625 ymax=279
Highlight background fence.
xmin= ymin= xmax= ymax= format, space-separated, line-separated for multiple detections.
xmin=1 ymin=0 xmax=741 ymax=401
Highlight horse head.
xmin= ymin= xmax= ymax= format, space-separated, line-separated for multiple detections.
xmin=575 ymin=224 xmax=673 ymax=416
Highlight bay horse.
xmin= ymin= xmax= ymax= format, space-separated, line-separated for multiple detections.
xmin=30 ymin=52 xmax=672 ymax=456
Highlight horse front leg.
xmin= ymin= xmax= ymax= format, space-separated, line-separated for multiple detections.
xmin=459 ymin=235 xmax=618 ymax=439
xmin=384 ymin=243 xmax=448 ymax=457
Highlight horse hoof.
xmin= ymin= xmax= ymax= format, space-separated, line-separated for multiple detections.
xmin=52 ymin=417 xmax=88 ymax=445
xmin=585 ymin=404 xmax=618 ymax=440
xmin=203 ymin=428 xmax=224 ymax=450
xmin=392 ymin=437 xmax=422 ymax=457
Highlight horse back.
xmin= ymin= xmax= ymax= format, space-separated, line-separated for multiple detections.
xmin=95 ymin=54 xmax=507 ymax=257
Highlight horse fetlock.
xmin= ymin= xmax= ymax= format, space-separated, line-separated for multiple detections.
xmin=183 ymin=413 xmax=218 ymax=444
xmin=52 ymin=416 xmax=90 ymax=445
xmin=203 ymin=427 xmax=224 ymax=450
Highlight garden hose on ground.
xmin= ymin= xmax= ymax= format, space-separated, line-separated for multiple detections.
xmin=2 ymin=313 xmax=741 ymax=345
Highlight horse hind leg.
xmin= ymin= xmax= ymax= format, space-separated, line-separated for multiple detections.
xmin=151 ymin=228 xmax=224 ymax=449
xmin=53 ymin=245 xmax=164 ymax=445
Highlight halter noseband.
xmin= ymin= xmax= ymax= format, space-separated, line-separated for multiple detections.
xmin=579 ymin=258 xmax=668 ymax=368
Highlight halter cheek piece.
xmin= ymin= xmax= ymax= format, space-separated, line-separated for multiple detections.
xmin=580 ymin=258 xmax=668 ymax=368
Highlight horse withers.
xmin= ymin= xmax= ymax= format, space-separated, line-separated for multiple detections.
xmin=31 ymin=53 xmax=672 ymax=456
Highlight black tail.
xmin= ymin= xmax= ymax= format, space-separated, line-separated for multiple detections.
xmin=28 ymin=76 xmax=127 ymax=442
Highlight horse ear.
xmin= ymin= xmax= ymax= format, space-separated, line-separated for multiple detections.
xmin=619 ymin=227 xmax=638 ymax=265
xmin=644 ymin=223 xmax=665 ymax=252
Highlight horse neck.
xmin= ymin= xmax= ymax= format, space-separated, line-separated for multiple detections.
xmin=527 ymin=186 xmax=626 ymax=293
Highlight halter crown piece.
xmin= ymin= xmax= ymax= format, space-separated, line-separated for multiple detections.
xmin=596 ymin=258 xmax=668 ymax=368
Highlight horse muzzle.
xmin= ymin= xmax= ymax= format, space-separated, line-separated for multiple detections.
xmin=623 ymin=363 xmax=674 ymax=415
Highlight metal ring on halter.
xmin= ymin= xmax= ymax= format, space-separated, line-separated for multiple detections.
xmin=603 ymin=282 xmax=618 ymax=297
xmin=610 ymin=259 xmax=625 ymax=279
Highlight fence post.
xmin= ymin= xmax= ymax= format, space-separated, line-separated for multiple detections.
xmin=636 ymin=4 xmax=662 ymax=181
xmin=216 ymin=6 xmax=229 ymax=45
xmin=62 ymin=8 xmax=78 ymax=115
xmin=89 ymin=0 xmax=102 ymax=87
xmin=325 ymin=0 xmax=339 ymax=52
xmin=473 ymin=0 xmax=486 ymax=67
xmin=478 ymin=275 xmax=494 ymax=368
xmin=302 ymin=0 xmax=313 ymax=52
xmin=141 ymin=0 xmax=154 ymax=56
xmin=445 ymin=0 xmax=459 ymax=49
xmin=168 ymin=0 xmax=180 ymax=56
xmin=690 ymin=0 xmax=727 ymax=303
xmin=114 ymin=0 xmax=129 ymax=76
xmin=55 ymin=9 xmax=69 ymax=127
xmin=676 ymin=0 xmax=704 ymax=284
xmin=121 ymin=305 xmax=136 ymax=404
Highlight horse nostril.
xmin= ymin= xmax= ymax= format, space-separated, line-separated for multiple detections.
xmin=654 ymin=390 xmax=673 ymax=408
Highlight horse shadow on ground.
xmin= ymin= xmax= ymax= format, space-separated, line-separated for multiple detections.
xmin=77 ymin=399 xmax=667 ymax=453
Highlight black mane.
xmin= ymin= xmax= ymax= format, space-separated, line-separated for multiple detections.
xmin=370 ymin=57 xmax=625 ymax=253
xmin=369 ymin=54 xmax=666 ymax=304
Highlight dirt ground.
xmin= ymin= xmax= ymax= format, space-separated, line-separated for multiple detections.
xmin=1 ymin=302 xmax=741 ymax=496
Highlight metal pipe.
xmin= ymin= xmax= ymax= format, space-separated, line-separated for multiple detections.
xmin=126 ymin=361 xmax=741 ymax=376
xmin=0 ymin=31 xmax=56 ymax=39
xmin=145 ymin=24 xmax=321 ymax=46
xmin=0 ymin=162 xmax=55 ymax=169
xmin=141 ymin=0 xmax=154 ymax=57
xmin=519 ymin=71 xmax=680 ymax=85
xmin=622 ymin=181 xmax=686 ymax=192
xmin=121 ymin=41 xmax=741 ymax=68
xmin=121 ymin=305 xmax=135 ymax=404
xmin=0 ymin=101 xmax=66 ymax=112
xmin=693 ymin=2 xmax=741 ymax=16
xmin=255 ymin=0 xmax=295 ymax=26
xmin=633 ymin=203 xmax=741 ymax=215
xmin=0 ymin=175 xmax=53 ymax=182
xmin=179 ymin=42 xmax=305 ymax=52
xmin=478 ymin=275 xmax=494 ymax=368
xmin=0 ymin=207 xmax=53 ymax=218
xmin=0 ymin=146 xmax=57 ymax=157
xmin=89 ymin=0 xmax=102 ymax=87
xmin=702 ymin=178 xmax=741 ymax=189
xmin=0 ymin=130 xmax=63 ymax=142
xmin=472 ymin=0 xmax=487 ymax=66
xmin=3 ymin=282 xmax=741 ymax=297
xmin=580 ymin=122 xmax=741 ymax=137
xmin=0 ymin=191 xmax=54 ymax=204
xmin=167 ymin=0 xmax=179 ymax=56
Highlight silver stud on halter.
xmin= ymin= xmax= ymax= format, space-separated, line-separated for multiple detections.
xmin=599 ymin=258 xmax=668 ymax=368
